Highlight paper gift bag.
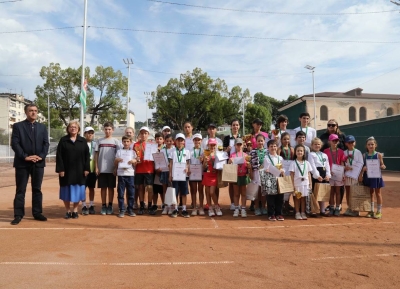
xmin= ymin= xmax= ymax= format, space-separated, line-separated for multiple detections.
xmin=217 ymin=170 xmax=228 ymax=188
xmin=314 ymin=183 xmax=331 ymax=202
xmin=164 ymin=186 xmax=177 ymax=206
xmin=277 ymin=176 xmax=294 ymax=194
xmin=310 ymin=193 xmax=320 ymax=214
xmin=246 ymin=182 xmax=259 ymax=200
xmin=222 ymin=164 xmax=238 ymax=183
xmin=349 ymin=184 xmax=371 ymax=212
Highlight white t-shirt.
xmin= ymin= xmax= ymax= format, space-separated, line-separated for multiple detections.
xmin=190 ymin=147 xmax=203 ymax=165
xmin=289 ymin=160 xmax=312 ymax=186
xmin=115 ymin=149 xmax=136 ymax=176
xmin=294 ymin=126 xmax=316 ymax=148
xmin=168 ymin=148 xmax=190 ymax=164
xmin=344 ymin=149 xmax=363 ymax=166
xmin=308 ymin=151 xmax=331 ymax=179
xmin=264 ymin=153 xmax=284 ymax=176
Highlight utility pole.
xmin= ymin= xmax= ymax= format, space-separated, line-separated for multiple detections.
xmin=144 ymin=92 xmax=151 ymax=127
xmin=123 ymin=58 xmax=134 ymax=127
xmin=79 ymin=0 xmax=88 ymax=136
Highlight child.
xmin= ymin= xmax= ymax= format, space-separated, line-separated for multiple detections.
xmin=323 ymin=134 xmax=345 ymax=217
xmin=271 ymin=114 xmax=289 ymax=147
xmin=152 ymin=132 xmax=165 ymax=215
xmin=189 ymin=133 xmax=205 ymax=216
xmin=294 ymin=112 xmax=316 ymax=148
xmin=308 ymin=137 xmax=331 ymax=216
xmin=343 ymin=135 xmax=363 ymax=217
xmin=82 ymin=127 xmax=97 ymax=215
xmin=168 ymin=133 xmax=191 ymax=218
xmin=263 ymin=139 xmax=285 ymax=221
xmin=114 ymin=135 xmax=137 ymax=217
xmin=95 ymin=122 xmax=120 ymax=215
xmin=359 ymin=137 xmax=386 ymax=219
xmin=228 ymin=138 xmax=249 ymax=218
xmin=133 ymin=126 xmax=155 ymax=215
xmin=202 ymin=138 xmax=221 ymax=217
xmin=290 ymin=144 xmax=312 ymax=220
xmin=249 ymin=134 xmax=268 ymax=216
xmin=295 ymin=131 xmax=311 ymax=215
xmin=277 ymin=132 xmax=295 ymax=215
xmin=160 ymin=134 xmax=174 ymax=215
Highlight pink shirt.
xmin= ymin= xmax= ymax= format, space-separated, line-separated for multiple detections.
xmin=251 ymin=131 xmax=269 ymax=149
xmin=231 ymin=152 xmax=248 ymax=176
xmin=323 ymin=148 xmax=346 ymax=168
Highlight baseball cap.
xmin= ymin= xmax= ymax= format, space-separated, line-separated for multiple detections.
xmin=328 ymin=134 xmax=339 ymax=141
xmin=139 ymin=126 xmax=150 ymax=133
xmin=345 ymin=135 xmax=356 ymax=143
xmin=84 ymin=127 xmax=94 ymax=133
xmin=208 ymin=123 xmax=217 ymax=129
xmin=208 ymin=138 xmax=217 ymax=145
xmin=192 ymin=133 xmax=202 ymax=140
xmin=252 ymin=118 xmax=264 ymax=125
xmin=162 ymin=126 xmax=171 ymax=132
xmin=175 ymin=133 xmax=185 ymax=140
xmin=234 ymin=138 xmax=244 ymax=145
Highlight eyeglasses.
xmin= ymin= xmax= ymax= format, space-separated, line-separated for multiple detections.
xmin=327 ymin=124 xmax=337 ymax=127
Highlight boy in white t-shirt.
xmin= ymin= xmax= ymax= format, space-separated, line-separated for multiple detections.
xmin=294 ymin=112 xmax=316 ymax=148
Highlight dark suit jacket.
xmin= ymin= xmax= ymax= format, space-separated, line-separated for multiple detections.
xmin=11 ymin=119 xmax=49 ymax=168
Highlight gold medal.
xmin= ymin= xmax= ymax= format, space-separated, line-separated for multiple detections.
xmin=323 ymin=167 xmax=325 ymax=171
xmin=260 ymin=165 xmax=264 ymax=169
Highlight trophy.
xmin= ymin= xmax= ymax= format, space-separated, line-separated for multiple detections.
xmin=243 ymin=134 xmax=252 ymax=152
xmin=275 ymin=163 xmax=282 ymax=170
xmin=218 ymin=145 xmax=223 ymax=151
xmin=203 ymin=149 xmax=211 ymax=172
xmin=272 ymin=129 xmax=279 ymax=139
xmin=245 ymin=155 xmax=252 ymax=176
xmin=134 ymin=147 xmax=141 ymax=164
xmin=294 ymin=190 xmax=302 ymax=199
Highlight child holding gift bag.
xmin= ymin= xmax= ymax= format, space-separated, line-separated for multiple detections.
xmin=189 ymin=133 xmax=205 ymax=216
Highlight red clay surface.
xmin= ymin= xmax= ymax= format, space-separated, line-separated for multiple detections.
xmin=0 ymin=163 xmax=399 ymax=289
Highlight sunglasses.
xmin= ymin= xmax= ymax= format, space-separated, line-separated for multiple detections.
xmin=331 ymin=139 xmax=339 ymax=143
xmin=235 ymin=143 xmax=243 ymax=146
xmin=327 ymin=124 xmax=337 ymax=127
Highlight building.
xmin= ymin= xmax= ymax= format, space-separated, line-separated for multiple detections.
xmin=278 ymin=88 xmax=400 ymax=129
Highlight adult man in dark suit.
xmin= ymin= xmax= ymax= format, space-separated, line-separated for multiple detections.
xmin=11 ymin=103 xmax=49 ymax=225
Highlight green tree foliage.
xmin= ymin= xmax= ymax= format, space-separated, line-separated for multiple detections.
xmin=35 ymin=63 xmax=127 ymax=127
xmin=0 ymin=128 xmax=9 ymax=145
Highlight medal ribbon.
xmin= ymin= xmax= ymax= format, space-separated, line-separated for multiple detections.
xmin=366 ymin=151 xmax=376 ymax=159
xmin=282 ymin=147 xmax=291 ymax=160
xmin=347 ymin=149 xmax=354 ymax=165
xmin=316 ymin=152 xmax=325 ymax=167
xmin=176 ymin=148 xmax=184 ymax=163
xmin=295 ymin=159 xmax=306 ymax=177
xmin=257 ymin=149 xmax=265 ymax=165
xmin=193 ymin=148 xmax=201 ymax=158
xmin=329 ymin=148 xmax=340 ymax=165
xmin=267 ymin=154 xmax=280 ymax=166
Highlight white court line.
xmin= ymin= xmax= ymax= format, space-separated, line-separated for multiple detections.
xmin=0 ymin=261 xmax=234 ymax=266
xmin=211 ymin=218 xmax=219 ymax=228
xmin=237 ymin=222 xmax=395 ymax=229
xmin=311 ymin=253 xmax=399 ymax=261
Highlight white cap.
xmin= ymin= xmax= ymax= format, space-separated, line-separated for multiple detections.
xmin=175 ymin=133 xmax=185 ymax=140
xmin=139 ymin=126 xmax=150 ymax=133
xmin=162 ymin=126 xmax=171 ymax=132
xmin=192 ymin=133 xmax=202 ymax=140
xmin=84 ymin=127 xmax=95 ymax=133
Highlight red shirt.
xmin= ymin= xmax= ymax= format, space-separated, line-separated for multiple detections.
xmin=133 ymin=141 xmax=154 ymax=174
xmin=323 ymin=148 xmax=346 ymax=169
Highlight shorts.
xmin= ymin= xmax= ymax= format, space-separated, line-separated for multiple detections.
xmin=153 ymin=184 xmax=163 ymax=195
xmin=344 ymin=176 xmax=358 ymax=186
xmin=135 ymin=173 xmax=154 ymax=186
xmin=159 ymin=171 xmax=170 ymax=185
xmin=236 ymin=175 xmax=250 ymax=186
xmin=86 ymin=172 xmax=97 ymax=188
xmin=329 ymin=179 xmax=344 ymax=187
xmin=97 ymin=173 xmax=116 ymax=188
xmin=172 ymin=180 xmax=189 ymax=196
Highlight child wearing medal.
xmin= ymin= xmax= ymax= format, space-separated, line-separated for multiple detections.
xmin=82 ymin=127 xmax=97 ymax=215
xmin=189 ymin=133 xmax=205 ymax=216
xmin=271 ymin=114 xmax=289 ymax=147
xmin=343 ymin=135 xmax=363 ymax=217
xmin=263 ymin=139 xmax=285 ymax=221
xmin=290 ymin=144 xmax=312 ymax=220
xmin=309 ymin=137 xmax=331 ymax=216
xmin=160 ymin=134 xmax=174 ymax=215
xmin=151 ymin=132 xmax=165 ymax=215
xmin=228 ymin=138 xmax=249 ymax=218
xmin=277 ymin=132 xmax=295 ymax=215
xmin=359 ymin=137 xmax=386 ymax=219
xmin=323 ymin=134 xmax=346 ymax=217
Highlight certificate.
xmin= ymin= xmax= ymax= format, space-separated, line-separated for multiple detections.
xmin=189 ymin=164 xmax=202 ymax=181
xmin=265 ymin=163 xmax=281 ymax=178
xmin=232 ymin=157 xmax=244 ymax=165
xmin=286 ymin=129 xmax=297 ymax=148
xmin=331 ymin=164 xmax=344 ymax=181
xmin=172 ymin=162 xmax=187 ymax=181
xmin=153 ymin=152 xmax=169 ymax=172
xmin=366 ymin=159 xmax=382 ymax=178
xmin=229 ymin=139 xmax=236 ymax=154
xmin=282 ymin=160 xmax=292 ymax=176
xmin=118 ymin=150 xmax=134 ymax=169
xmin=144 ymin=143 xmax=158 ymax=161
xmin=344 ymin=160 xmax=363 ymax=180
xmin=216 ymin=151 xmax=229 ymax=162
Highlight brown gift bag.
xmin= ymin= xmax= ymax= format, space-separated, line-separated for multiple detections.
xmin=217 ymin=170 xmax=228 ymax=188
xmin=314 ymin=183 xmax=331 ymax=202
xmin=222 ymin=164 xmax=238 ymax=183
xmin=277 ymin=176 xmax=294 ymax=194
xmin=349 ymin=184 xmax=371 ymax=212
xmin=310 ymin=193 xmax=320 ymax=214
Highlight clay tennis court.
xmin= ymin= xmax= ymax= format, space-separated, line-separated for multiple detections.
xmin=0 ymin=163 xmax=399 ymax=289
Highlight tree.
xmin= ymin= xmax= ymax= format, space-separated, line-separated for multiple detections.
xmin=35 ymin=63 xmax=127 ymax=127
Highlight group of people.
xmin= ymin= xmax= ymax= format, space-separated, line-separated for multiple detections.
xmin=10 ymin=103 xmax=386 ymax=225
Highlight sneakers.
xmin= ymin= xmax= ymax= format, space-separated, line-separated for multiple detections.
xmin=349 ymin=210 xmax=359 ymax=217
xmin=71 ymin=212 xmax=79 ymax=219
xmin=106 ymin=205 xmax=113 ymax=215
xmin=276 ymin=215 xmax=284 ymax=221
xmin=208 ymin=207 xmax=215 ymax=217
xmin=230 ymin=204 xmax=236 ymax=211
xmin=233 ymin=208 xmax=239 ymax=217
xmin=162 ymin=206 xmax=169 ymax=215
xmin=254 ymin=208 xmax=262 ymax=216
xmin=127 ymin=209 xmax=136 ymax=217
xmin=137 ymin=207 xmax=145 ymax=215
xmin=268 ymin=215 xmax=277 ymax=221
xmin=182 ymin=210 xmax=190 ymax=218
xmin=366 ymin=211 xmax=374 ymax=218
xmin=215 ymin=205 xmax=223 ymax=216
xmin=343 ymin=208 xmax=352 ymax=216
xmin=118 ymin=210 xmax=125 ymax=218
xmin=329 ymin=206 xmax=334 ymax=216
xmin=261 ymin=208 xmax=268 ymax=215
xmin=64 ymin=212 xmax=72 ymax=219
xmin=170 ymin=209 xmax=178 ymax=218
xmin=82 ymin=206 xmax=89 ymax=215
xmin=204 ymin=204 xmax=210 ymax=211
xmin=295 ymin=212 xmax=302 ymax=220
xmin=301 ymin=212 xmax=307 ymax=220
xmin=241 ymin=209 xmax=247 ymax=218
xmin=149 ymin=205 xmax=158 ymax=215
xmin=191 ymin=209 xmax=197 ymax=216
xmin=89 ymin=206 xmax=95 ymax=215
xmin=373 ymin=212 xmax=382 ymax=219
xmin=168 ymin=207 xmax=174 ymax=215
xmin=178 ymin=203 xmax=183 ymax=210
xmin=101 ymin=205 xmax=107 ymax=215
xmin=198 ymin=208 xmax=205 ymax=216
xmin=334 ymin=208 xmax=340 ymax=217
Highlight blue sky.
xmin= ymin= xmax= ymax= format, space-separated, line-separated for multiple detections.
xmin=1 ymin=0 xmax=400 ymax=122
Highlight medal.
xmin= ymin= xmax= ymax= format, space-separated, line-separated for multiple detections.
xmin=323 ymin=167 xmax=326 ymax=171
xmin=295 ymin=159 xmax=306 ymax=181
xmin=301 ymin=178 xmax=305 ymax=181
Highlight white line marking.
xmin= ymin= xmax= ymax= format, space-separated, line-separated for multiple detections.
xmin=0 ymin=227 xmax=213 ymax=231
xmin=311 ymin=253 xmax=399 ymax=261
xmin=211 ymin=218 xmax=219 ymax=228
xmin=237 ymin=222 xmax=394 ymax=229
xmin=0 ymin=261 xmax=234 ymax=266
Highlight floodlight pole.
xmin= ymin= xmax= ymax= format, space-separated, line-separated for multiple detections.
xmin=123 ymin=58 xmax=134 ymax=127
xmin=79 ymin=0 xmax=88 ymax=136
xmin=144 ymin=92 xmax=151 ymax=127
xmin=305 ymin=65 xmax=316 ymax=128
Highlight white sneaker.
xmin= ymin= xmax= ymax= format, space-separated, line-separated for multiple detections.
xmin=301 ymin=212 xmax=307 ymax=220
xmin=295 ymin=212 xmax=302 ymax=220
xmin=215 ymin=205 xmax=223 ymax=216
xmin=191 ymin=209 xmax=197 ymax=216
xmin=241 ymin=209 xmax=247 ymax=218
xmin=230 ymin=204 xmax=235 ymax=211
xmin=208 ymin=208 xmax=215 ymax=217
xmin=168 ymin=207 xmax=174 ymax=215
xmin=233 ymin=208 xmax=239 ymax=217
xmin=161 ymin=206 xmax=168 ymax=215
xmin=198 ymin=208 xmax=205 ymax=215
